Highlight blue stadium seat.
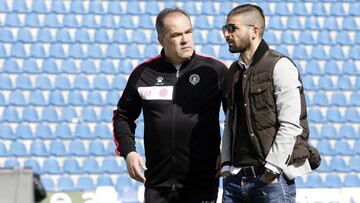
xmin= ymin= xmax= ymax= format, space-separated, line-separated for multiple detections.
xmin=194 ymin=15 xmax=211 ymax=29
xmin=42 ymin=58 xmax=60 ymax=74
xmin=35 ymin=75 xmax=53 ymax=90
xmin=0 ymin=0 xmax=9 ymax=13
xmin=68 ymin=44 xmax=86 ymax=59
xmin=22 ymin=108 xmax=39 ymax=122
xmin=349 ymin=156 xmax=360 ymax=171
xmin=320 ymin=124 xmax=339 ymax=139
xmin=305 ymin=60 xmax=322 ymax=75
xmin=74 ymin=28 xmax=91 ymax=43
xmin=295 ymin=177 xmax=306 ymax=188
xmin=9 ymin=141 xmax=27 ymax=156
xmin=0 ymin=28 xmax=14 ymax=42
xmin=312 ymin=93 xmax=329 ymax=106
xmin=16 ymin=76 xmax=33 ymax=90
xmin=14 ymin=124 xmax=33 ymax=139
xmin=74 ymin=76 xmax=91 ymax=90
xmin=119 ymin=59 xmax=134 ymax=74
xmin=43 ymin=159 xmax=62 ymax=174
xmin=339 ymin=125 xmax=357 ymax=139
xmin=81 ymin=14 xmax=99 ymax=28
xmin=93 ymin=76 xmax=110 ymax=90
xmin=345 ymin=108 xmax=360 ymax=123
xmin=306 ymin=174 xmax=324 ymax=188
xmin=316 ymin=139 xmax=335 ymax=155
xmin=87 ymin=90 xmax=105 ymax=106
xmin=97 ymin=176 xmax=114 ymax=186
xmin=30 ymin=141 xmax=49 ymax=156
xmin=63 ymin=159 xmax=82 ymax=174
xmin=94 ymin=124 xmax=111 ymax=139
xmin=30 ymin=43 xmax=47 ymax=58
xmin=274 ymin=2 xmax=289 ymax=15
xmin=63 ymin=14 xmax=79 ymax=28
xmin=299 ymin=30 xmax=315 ymax=45
xmin=126 ymin=1 xmax=142 ymax=14
xmin=119 ymin=15 xmax=136 ymax=29
xmin=11 ymin=43 xmax=27 ymax=58
xmin=344 ymin=175 xmax=360 ymax=187
xmin=5 ymin=13 xmax=22 ymax=27
xmin=323 ymin=60 xmax=340 ymax=75
xmin=312 ymin=45 xmax=329 ymax=60
xmin=219 ymin=46 xmax=238 ymax=60
xmin=324 ymin=17 xmax=339 ymax=30
xmin=9 ymin=91 xmax=26 ymax=106
xmin=350 ymin=92 xmax=360 ymax=106
xmin=106 ymin=91 xmax=120 ymax=106
xmin=29 ymin=91 xmax=47 ymax=106
xmin=3 ymin=59 xmax=20 ymax=73
xmin=70 ymin=0 xmax=85 ymax=14
xmin=219 ymin=2 xmax=232 ymax=15
xmin=83 ymin=158 xmax=102 ymax=174
xmin=327 ymin=108 xmax=345 ymax=123
xmin=36 ymin=28 xmax=55 ymax=43
xmin=99 ymin=108 xmax=113 ymax=122
xmin=132 ymin=30 xmax=149 ymax=44
xmin=325 ymin=175 xmax=342 ymax=188
xmin=330 ymin=156 xmax=349 ymax=172
xmin=331 ymin=93 xmax=348 ymax=106
xmin=95 ymin=29 xmax=110 ymax=43
xmin=62 ymin=59 xmax=79 ymax=73
xmin=356 ymin=78 xmax=360 ymax=90
xmin=330 ymin=46 xmax=346 ymax=60
xmin=106 ymin=44 xmax=123 ymax=59
xmin=343 ymin=61 xmax=358 ymax=75
xmin=54 ymin=76 xmax=71 ymax=90
xmin=0 ymin=93 xmax=6 ymax=106
xmin=12 ymin=0 xmax=28 ymax=12
xmin=60 ymin=107 xmax=78 ymax=122
xmin=55 ymin=124 xmax=73 ymax=139
xmin=336 ymin=31 xmax=353 ymax=45
xmin=293 ymin=45 xmax=309 ymax=60
xmin=44 ymin=13 xmax=61 ymax=27
xmin=80 ymin=59 xmax=98 ymax=74
xmin=32 ymin=0 xmax=49 ymax=13
xmin=282 ymin=30 xmax=297 ymax=44
xmin=3 ymin=159 xmax=20 ymax=169
xmin=24 ymin=13 xmax=41 ymax=27
xmin=136 ymin=142 xmax=145 ymax=155
xmin=50 ymin=43 xmax=66 ymax=58
xmin=213 ymin=15 xmax=226 ymax=29
xmin=335 ymin=140 xmax=354 ymax=156
xmin=150 ymin=31 xmax=158 ymax=43
xmin=0 ymin=142 xmax=8 ymax=156
xmin=89 ymin=140 xmax=106 ymax=156
xmin=49 ymin=140 xmax=67 ymax=156
xmin=337 ymin=76 xmax=354 ymax=90
xmin=41 ymin=178 xmax=55 ymax=192
xmin=343 ymin=17 xmax=357 ymax=31
xmin=107 ymin=1 xmax=123 ymax=14
xmin=317 ymin=30 xmax=334 ymax=45
xmin=2 ymin=107 xmax=20 ymax=122
xmin=349 ymin=46 xmax=360 ymax=60
xmin=102 ymin=158 xmax=122 ymax=173
xmin=330 ymin=2 xmax=346 ymax=16
xmin=305 ymin=16 xmax=320 ymax=30
xmin=87 ymin=44 xmax=104 ymax=58
xmin=57 ymin=177 xmax=75 ymax=191
xmin=35 ymin=124 xmax=54 ymax=139
xmin=89 ymin=0 xmax=104 ymax=14
xmin=56 ymin=28 xmax=72 ymax=43
xmin=207 ymin=30 xmax=223 ymax=44
xmin=143 ymin=45 xmax=159 ymax=59
xmin=69 ymin=140 xmax=87 ymax=156
xmin=138 ymin=14 xmax=154 ymax=29
xmin=135 ymin=123 xmax=144 ymax=138
xmin=125 ymin=45 xmax=141 ymax=59
xmin=267 ymin=16 xmax=283 ymax=30
xmin=49 ymin=91 xmax=66 ymax=106
xmin=75 ymin=123 xmax=93 ymax=139
xmin=23 ymin=59 xmax=40 ymax=73
xmin=0 ymin=76 xmax=13 ymax=89
xmin=113 ymin=29 xmax=129 ymax=43
xmin=106 ymin=142 xmax=117 ymax=156
xmin=77 ymin=176 xmax=95 ymax=191
xmin=17 ymin=28 xmax=34 ymax=42
xmin=318 ymin=76 xmax=335 ymax=90
xmin=201 ymin=45 xmax=216 ymax=58
xmin=201 ymin=1 xmax=217 ymax=14
xmin=24 ymin=159 xmax=42 ymax=174
xmin=183 ymin=1 xmax=199 ymax=15
xmin=80 ymin=108 xmax=98 ymax=123
xmin=145 ymin=1 xmax=160 ymax=14
xmin=311 ymin=2 xmax=327 ymax=16
xmin=287 ymin=16 xmax=304 ymax=29
xmin=68 ymin=90 xmax=86 ymax=106
xmin=293 ymin=2 xmax=309 ymax=16
xmin=309 ymin=124 xmax=320 ymax=139
xmin=41 ymin=107 xmax=60 ymax=122
xmin=101 ymin=15 xmax=117 ymax=28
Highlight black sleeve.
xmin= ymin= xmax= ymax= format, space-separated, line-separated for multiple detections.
xmin=112 ymin=69 xmax=142 ymax=159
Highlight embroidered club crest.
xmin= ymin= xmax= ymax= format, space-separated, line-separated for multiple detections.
xmin=189 ymin=74 xmax=200 ymax=85
xmin=155 ymin=76 xmax=164 ymax=85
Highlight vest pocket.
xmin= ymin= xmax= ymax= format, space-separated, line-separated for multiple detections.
xmin=250 ymin=83 xmax=273 ymax=110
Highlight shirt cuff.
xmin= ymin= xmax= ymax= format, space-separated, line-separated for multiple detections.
xmin=265 ymin=162 xmax=281 ymax=174
xmin=221 ymin=165 xmax=230 ymax=174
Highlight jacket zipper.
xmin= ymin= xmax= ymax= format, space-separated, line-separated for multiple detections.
xmin=171 ymin=67 xmax=180 ymax=191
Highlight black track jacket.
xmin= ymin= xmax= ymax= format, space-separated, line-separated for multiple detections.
xmin=113 ymin=50 xmax=227 ymax=189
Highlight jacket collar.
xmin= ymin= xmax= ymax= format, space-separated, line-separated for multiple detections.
xmin=250 ymin=39 xmax=269 ymax=67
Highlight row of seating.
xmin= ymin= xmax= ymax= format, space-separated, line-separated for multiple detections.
xmin=296 ymin=174 xmax=360 ymax=188
xmin=298 ymin=61 xmax=358 ymax=76
xmin=306 ymin=92 xmax=360 ymax=107
xmin=1 ymin=1 xmax=358 ymax=16
xmin=307 ymin=108 xmax=360 ymax=123
xmin=0 ymin=76 xmax=127 ymax=90
xmin=317 ymin=156 xmax=360 ymax=172
xmin=303 ymin=76 xmax=360 ymax=91
xmin=309 ymin=125 xmax=359 ymax=139
xmin=316 ymin=140 xmax=360 ymax=156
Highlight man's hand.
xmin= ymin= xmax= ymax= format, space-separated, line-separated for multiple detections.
xmin=125 ymin=151 xmax=147 ymax=183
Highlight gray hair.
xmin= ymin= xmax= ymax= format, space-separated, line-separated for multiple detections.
xmin=155 ymin=8 xmax=191 ymax=36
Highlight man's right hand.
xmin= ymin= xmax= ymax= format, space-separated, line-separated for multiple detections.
xmin=125 ymin=151 xmax=147 ymax=183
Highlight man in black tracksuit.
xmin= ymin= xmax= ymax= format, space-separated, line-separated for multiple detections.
xmin=113 ymin=8 xmax=227 ymax=202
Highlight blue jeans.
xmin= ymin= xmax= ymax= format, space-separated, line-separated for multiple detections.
xmin=222 ymin=174 xmax=296 ymax=203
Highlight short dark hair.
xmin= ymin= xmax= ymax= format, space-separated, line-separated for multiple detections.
xmin=155 ymin=8 xmax=191 ymax=36
xmin=228 ymin=4 xmax=265 ymax=37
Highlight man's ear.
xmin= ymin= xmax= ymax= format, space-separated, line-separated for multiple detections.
xmin=158 ymin=36 xmax=164 ymax=47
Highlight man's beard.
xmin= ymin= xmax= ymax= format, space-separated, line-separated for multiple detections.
xmin=228 ymin=38 xmax=250 ymax=53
